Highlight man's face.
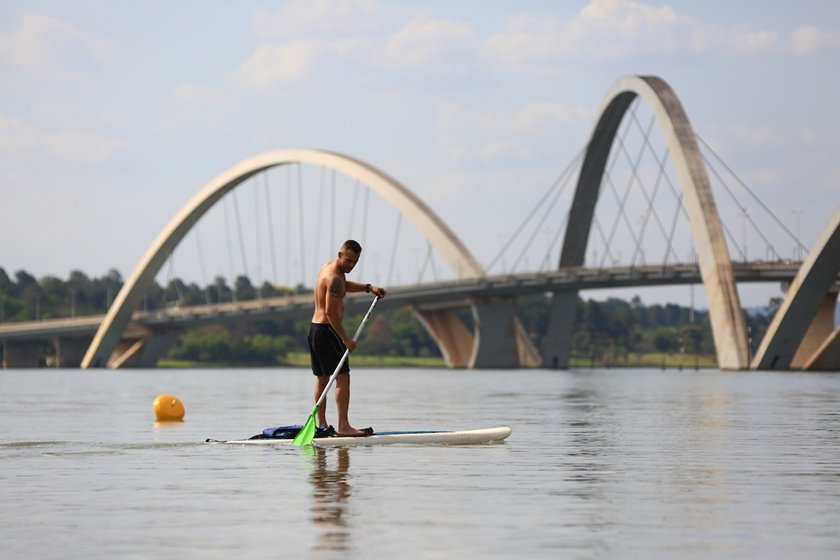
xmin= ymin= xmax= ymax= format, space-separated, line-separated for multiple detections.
xmin=338 ymin=250 xmax=360 ymax=274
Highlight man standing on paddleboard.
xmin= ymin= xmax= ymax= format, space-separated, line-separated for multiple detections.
xmin=309 ymin=240 xmax=386 ymax=437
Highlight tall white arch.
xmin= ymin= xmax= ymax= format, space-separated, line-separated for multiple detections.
xmin=82 ymin=149 xmax=484 ymax=368
xmin=544 ymin=75 xmax=749 ymax=370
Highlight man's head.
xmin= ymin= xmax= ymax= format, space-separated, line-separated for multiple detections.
xmin=341 ymin=240 xmax=362 ymax=254
xmin=337 ymin=239 xmax=362 ymax=273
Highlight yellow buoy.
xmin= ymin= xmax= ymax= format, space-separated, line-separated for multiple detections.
xmin=153 ymin=394 xmax=185 ymax=422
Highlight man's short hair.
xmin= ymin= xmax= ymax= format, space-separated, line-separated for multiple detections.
xmin=342 ymin=239 xmax=362 ymax=254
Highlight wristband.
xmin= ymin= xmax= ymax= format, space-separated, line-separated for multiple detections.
xmin=366 ymin=283 xmax=371 ymax=293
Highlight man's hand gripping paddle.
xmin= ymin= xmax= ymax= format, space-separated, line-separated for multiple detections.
xmin=292 ymin=296 xmax=381 ymax=446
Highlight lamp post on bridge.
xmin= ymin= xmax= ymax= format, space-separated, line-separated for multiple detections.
xmin=740 ymin=208 xmax=748 ymax=263
xmin=792 ymin=209 xmax=803 ymax=261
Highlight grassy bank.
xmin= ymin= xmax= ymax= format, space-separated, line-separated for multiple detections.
xmin=160 ymin=351 xmax=715 ymax=369
xmin=569 ymin=352 xmax=718 ymax=369
xmin=284 ymin=352 xmax=446 ymax=368
xmin=158 ymin=353 xmax=447 ymax=369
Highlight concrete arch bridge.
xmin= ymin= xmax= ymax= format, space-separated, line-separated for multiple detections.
xmin=2 ymin=75 xmax=838 ymax=370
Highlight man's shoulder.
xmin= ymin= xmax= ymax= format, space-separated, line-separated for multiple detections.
xmin=316 ymin=261 xmax=338 ymax=279
xmin=319 ymin=266 xmax=345 ymax=293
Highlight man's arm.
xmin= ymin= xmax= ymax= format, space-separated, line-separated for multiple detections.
xmin=345 ymin=280 xmax=387 ymax=298
xmin=325 ymin=275 xmax=356 ymax=351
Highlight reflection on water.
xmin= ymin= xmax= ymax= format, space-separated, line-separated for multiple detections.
xmin=561 ymin=385 xmax=615 ymax=490
xmin=2 ymin=367 xmax=839 ymax=559
xmin=309 ymin=447 xmax=352 ymax=553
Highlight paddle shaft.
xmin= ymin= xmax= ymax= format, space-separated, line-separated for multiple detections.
xmin=313 ymin=296 xmax=380 ymax=410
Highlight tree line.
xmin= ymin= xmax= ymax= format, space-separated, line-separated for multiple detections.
xmin=0 ymin=267 xmax=780 ymax=366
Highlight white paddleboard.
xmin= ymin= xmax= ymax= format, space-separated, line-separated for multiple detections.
xmin=206 ymin=426 xmax=511 ymax=447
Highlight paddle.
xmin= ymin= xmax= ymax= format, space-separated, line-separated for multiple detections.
xmin=292 ymin=295 xmax=381 ymax=446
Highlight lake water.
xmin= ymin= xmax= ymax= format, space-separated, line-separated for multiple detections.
xmin=1 ymin=367 xmax=839 ymax=559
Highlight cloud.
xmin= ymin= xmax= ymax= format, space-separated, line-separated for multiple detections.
xmin=0 ymin=114 xmax=37 ymax=153
xmin=0 ymin=113 xmax=123 ymax=165
xmin=484 ymin=0 xmax=695 ymax=63
xmin=467 ymin=140 xmax=533 ymax=162
xmin=377 ymin=15 xmax=476 ymax=68
xmin=0 ymin=13 xmax=105 ymax=78
xmin=236 ymin=40 xmax=322 ymax=89
xmin=171 ymin=83 xmax=222 ymax=104
xmin=43 ymin=129 xmax=125 ymax=165
xmin=154 ymin=83 xmax=228 ymax=135
xmin=484 ymin=102 xmax=592 ymax=135
xmin=435 ymin=100 xmax=591 ymax=163
xmin=789 ymin=25 xmax=840 ymax=54
xmin=253 ymin=0 xmax=383 ymax=39
xmin=483 ymin=0 xmax=840 ymax=65
xmin=438 ymin=100 xmax=590 ymax=138
xmin=238 ymin=12 xmax=477 ymax=92
xmin=714 ymin=124 xmax=779 ymax=149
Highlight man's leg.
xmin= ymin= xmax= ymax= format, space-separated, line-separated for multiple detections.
xmin=315 ymin=375 xmax=330 ymax=428
xmin=334 ymin=373 xmax=366 ymax=436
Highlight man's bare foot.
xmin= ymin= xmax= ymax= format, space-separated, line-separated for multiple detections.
xmin=335 ymin=426 xmax=374 ymax=437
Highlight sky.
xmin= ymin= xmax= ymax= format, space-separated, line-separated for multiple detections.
xmin=1 ymin=0 xmax=839 ymax=309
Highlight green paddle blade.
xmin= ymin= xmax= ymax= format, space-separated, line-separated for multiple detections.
xmin=291 ymin=406 xmax=318 ymax=446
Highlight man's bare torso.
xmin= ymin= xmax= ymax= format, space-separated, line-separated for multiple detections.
xmin=312 ymin=260 xmax=344 ymax=325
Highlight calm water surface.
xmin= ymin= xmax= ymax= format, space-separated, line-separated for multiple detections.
xmin=1 ymin=367 xmax=839 ymax=559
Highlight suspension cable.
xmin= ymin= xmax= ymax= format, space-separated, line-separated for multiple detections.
xmin=540 ymin=211 xmax=569 ymax=271
xmin=603 ymin=120 xmax=650 ymax=266
xmin=231 ymin=189 xmax=249 ymax=288
xmin=263 ymin=171 xmax=279 ymax=286
xmin=330 ymin=169 xmax=336 ymax=249
xmin=285 ymin=166 xmax=292 ymax=288
xmin=701 ymin=150 xmax=781 ymax=260
xmin=625 ymin=110 xmax=683 ymax=265
xmin=312 ymin=166 xmax=325 ymax=279
xmin=223 ymin=197 xmax=237 ymax=302
xmin=507 ymin=149 xmax=582 ymax=272
xmin=192 ymin=217 xmax=212 ymax=304
xmin=597 ymin=108 xmax=636 ymax=267
xmin=346 ymin=180 xmax=360 ymax=239
xmin=388 ymin=213 xmax=402 ymax=285
xmin=485 ymin=146 xmax=585 ymax=275
xmin=696 ymin=135 xmax=798 ymax=257
xmin=623 ymin=101 xmax=691 ymax=240
xmin=359 ymin=187 xmax=370 ymax=279
xmin=663 ymin=189 xmax=685 ymax=265
xmin=254 ymin=176 xmax=262 ymax=297
xmin=296 ymin=163 xmax=306 ymax=286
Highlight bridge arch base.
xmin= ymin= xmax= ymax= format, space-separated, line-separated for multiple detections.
xmin=752 ymin=207 xmax=840 ymax=370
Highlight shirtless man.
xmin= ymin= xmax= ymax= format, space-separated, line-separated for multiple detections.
xmin=309 ymin=240 xmax=386 ymax=436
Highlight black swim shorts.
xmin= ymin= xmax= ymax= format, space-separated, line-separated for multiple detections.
xmin=308 ymin=323 xmax=350 ymax=376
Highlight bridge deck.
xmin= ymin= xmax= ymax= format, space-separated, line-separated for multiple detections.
xmin=0 ymin=261 xmax=811 ymax=341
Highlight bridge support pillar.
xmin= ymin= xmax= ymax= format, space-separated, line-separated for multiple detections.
xmin=542 ymin=291 xmax=577 ymax=369
xmin=53 ymin=337 xmax=92 ymax=368
xmin=413 ymin=299 xmax=542 ymax=369
xmin=470 ymin=299 xmax=542 ymax=369
xmin=2 ymin=340 xmax=45 ymax=368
